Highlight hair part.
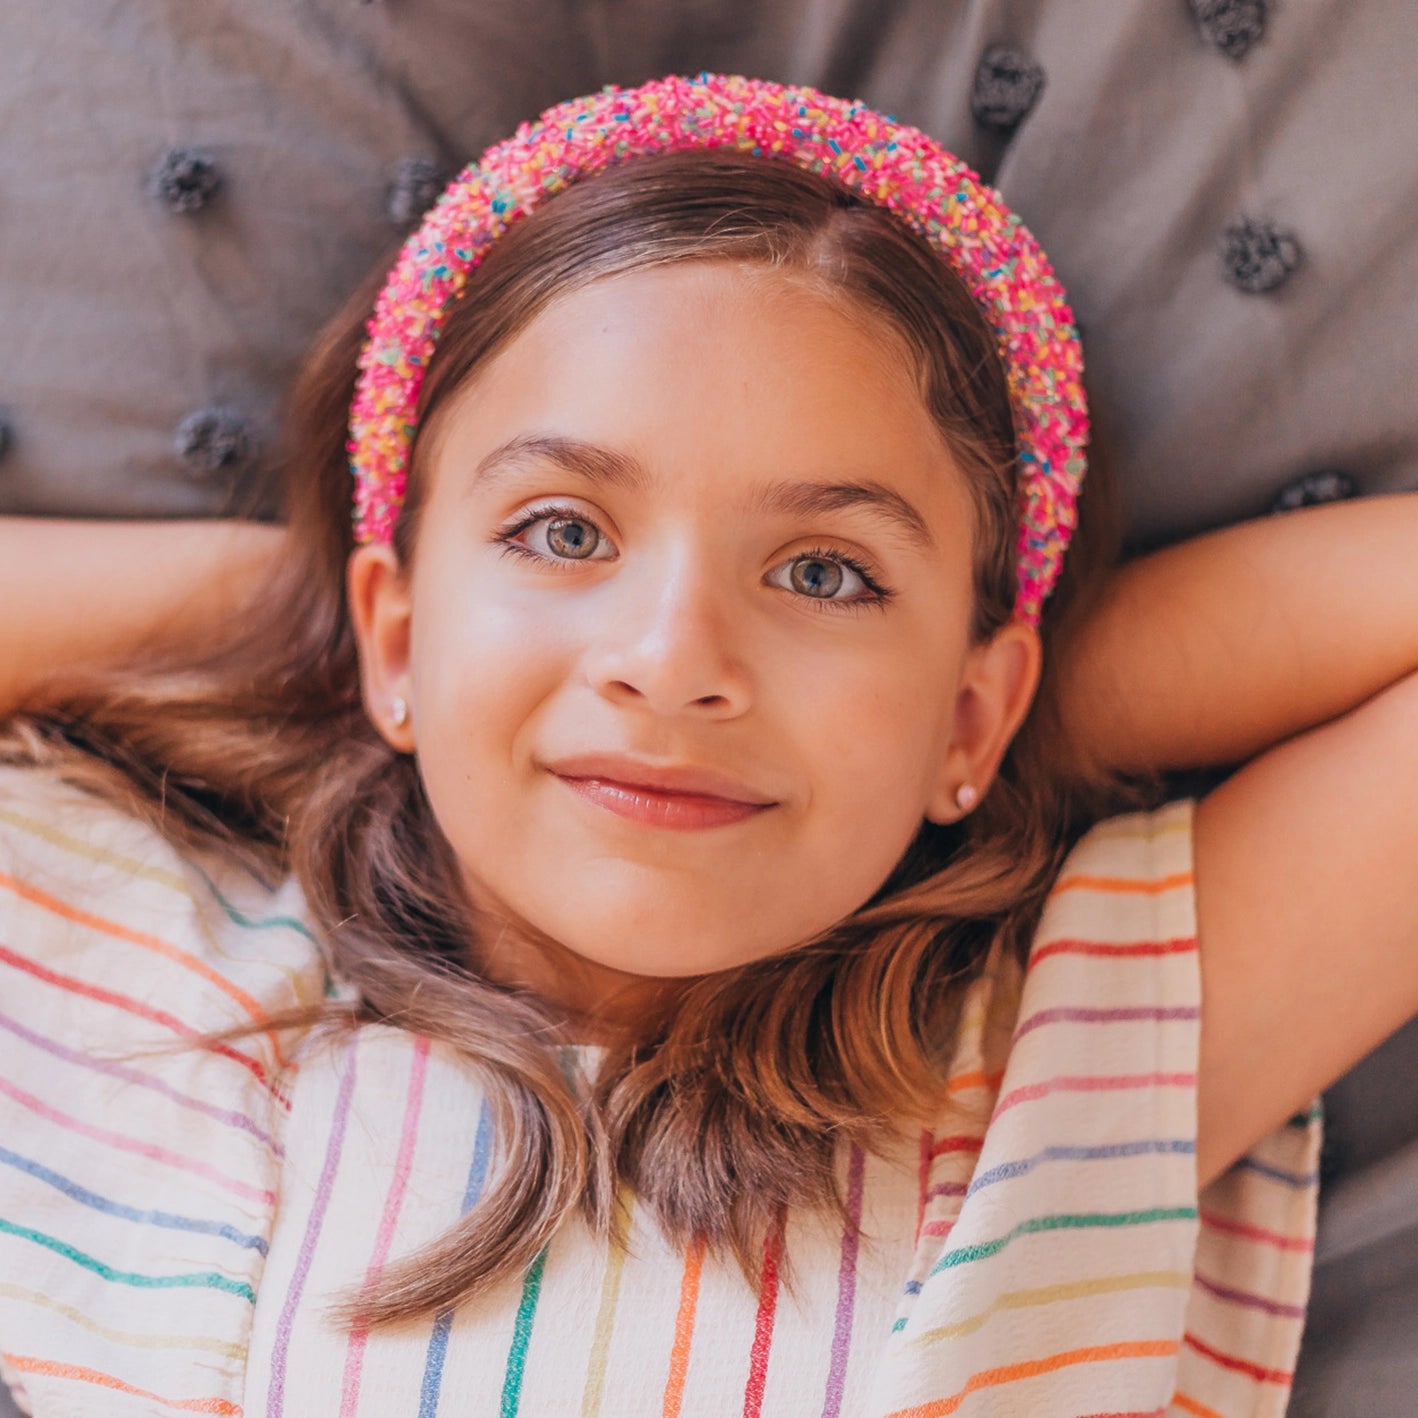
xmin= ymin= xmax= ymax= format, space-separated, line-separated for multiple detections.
xmin=2 ymin=148 xmax=1138 ymax=1325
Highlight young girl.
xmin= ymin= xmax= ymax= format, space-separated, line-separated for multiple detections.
xmin=0 ymin=74 xmax=1415 ymax=1418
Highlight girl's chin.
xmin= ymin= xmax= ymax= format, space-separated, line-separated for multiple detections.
xmin=542 ymin=919 xmax=793 ymax=982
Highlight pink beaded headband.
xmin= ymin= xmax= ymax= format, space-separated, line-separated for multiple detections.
xmin=348 ymin=73 xmax=1087 ymax=625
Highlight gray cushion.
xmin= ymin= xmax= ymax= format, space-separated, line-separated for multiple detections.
xmin=1 ymin=3 xmax=1416 ymax=1412
xmin=1289 ymin=1017 xmax=1418 ymax=1416
xmin=2 ymin=0 xmax=1414 ymax=541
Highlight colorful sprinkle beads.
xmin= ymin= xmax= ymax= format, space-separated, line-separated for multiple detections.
xmin=347 ymin=73 xmax=1088 ymax=626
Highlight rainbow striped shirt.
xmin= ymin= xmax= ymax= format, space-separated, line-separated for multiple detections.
xmin=0 ymin=766 xmax=1319 ymax=1416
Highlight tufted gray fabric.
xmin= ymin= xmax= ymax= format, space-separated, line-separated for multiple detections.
xmin=2 ymin=0 xmax=1415 ymax=546
xmin=0 ymin=2 xmax=1416 ymax=1411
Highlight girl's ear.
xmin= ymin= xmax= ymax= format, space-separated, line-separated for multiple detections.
xmin=346 ymin=543 xmax=417 ymax=753
xmin=925 ymin=619 xmax=1042 ymax=824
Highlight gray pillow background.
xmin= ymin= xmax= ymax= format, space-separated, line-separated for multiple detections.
xmin=1 ymin=2 xmax=1415 ymax=1413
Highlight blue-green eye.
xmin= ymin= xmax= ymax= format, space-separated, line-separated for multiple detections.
xmin=496 ymin=504 xmax=616 ymax=564
xmin=768 ymin=546 xmax=894 ymax=612
xmin=544 ymin=516 xmax=598 ymax=559
xmin=789 ymin=556 xmax=847 ymax=597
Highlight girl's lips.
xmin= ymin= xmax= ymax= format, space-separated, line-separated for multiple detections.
xmin=556 ymin=775 xmax=774 ymax=830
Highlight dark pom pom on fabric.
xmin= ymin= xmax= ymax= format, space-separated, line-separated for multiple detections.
xmin=971 ymin=47 xmax=1046 ymax=134
xmin=387 ymin=157 xmax=449 ymax=227
xmin=1188 ymin=0 xmax=1267 ymax=60
xmin=1223 ymin=219 xmax=1301 ymax=293
xmin=149 ymin=149 xmax=223 ymax=213
xmin=1270 ymin=470 xmax=1359 ymax=514
xmin=175 ymin=408 xmax=252 ymax=475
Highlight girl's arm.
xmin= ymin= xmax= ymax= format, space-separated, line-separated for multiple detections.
xmin=1190 ymin=668 xmax=1418 ymax=1186
xmin=0 ymin=517 xmax=284 ymax=717
xmin=1054 ymin=493 xmax=1418 ymax=774
xmin=1055 ymin=492 xmax=1418 ymax=1188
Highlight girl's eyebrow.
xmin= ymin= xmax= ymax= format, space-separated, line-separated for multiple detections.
xmin=470 ymin=433 xmax=937 ymax=553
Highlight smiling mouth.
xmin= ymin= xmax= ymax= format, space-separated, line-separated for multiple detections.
xmin=555 ymin=775 xmax=776 ymax=831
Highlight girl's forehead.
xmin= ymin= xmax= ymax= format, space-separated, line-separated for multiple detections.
xmin=511 ymin=261 xmax=917 ymax=390
xmin=427 ymin=262 xmax=969 ymax=527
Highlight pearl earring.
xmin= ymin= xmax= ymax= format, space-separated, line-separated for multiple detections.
xmin=955 ymin=783 xmax=978 ymax=813
xmin=390 ymin=696 xmax=409 ymax=728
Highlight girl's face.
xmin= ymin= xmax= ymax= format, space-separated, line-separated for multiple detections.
xmin=349 ymin=262 xmax=1038 ymax=1014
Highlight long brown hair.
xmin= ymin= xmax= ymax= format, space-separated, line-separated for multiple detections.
xmin=3 ymin=149 xmax=1131 ymax=1324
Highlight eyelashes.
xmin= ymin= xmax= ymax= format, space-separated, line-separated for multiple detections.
xmin=497 ymin=503 xmax=616 ymax=565
xmin=491 ymin=503 xmax=897 ymax=614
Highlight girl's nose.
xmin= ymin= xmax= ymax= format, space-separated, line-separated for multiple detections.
xmin=583 ymin=547 xmax=752 ymax=718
